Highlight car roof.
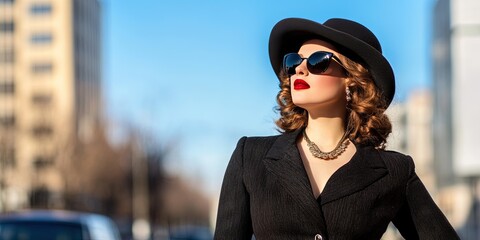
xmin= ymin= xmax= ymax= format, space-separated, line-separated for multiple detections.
xmin=0 ymin=209 xmax=110 ymax=225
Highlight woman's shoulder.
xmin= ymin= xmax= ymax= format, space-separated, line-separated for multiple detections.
xmin=374 ymin=148 xmax=415 ymax=176
xmin=231 ymin=134 xmax=282 ymax=163
xmin=236 ymin=134 xmax=281 ymax=152
xmin=244 ymin=134 xmax=280 ymax=144
xmin=379 ymin=148 xmax=413 ymax=161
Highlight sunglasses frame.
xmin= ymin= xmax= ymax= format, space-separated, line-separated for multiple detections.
xmin=283 ymin=51 xmax=346 ymax=76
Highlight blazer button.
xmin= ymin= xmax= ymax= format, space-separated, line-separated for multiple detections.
xmin=315 ymin=234 xmax=323 ymax=240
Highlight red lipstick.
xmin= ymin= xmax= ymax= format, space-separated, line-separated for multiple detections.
xmin=294 ymin=79 xmax=310 ymax=90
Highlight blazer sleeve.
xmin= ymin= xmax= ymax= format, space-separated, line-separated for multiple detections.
xmin=392 ymin=157 xmax=460 ymax=240
xmin=214 ymin=137 xmax=253 ymax=240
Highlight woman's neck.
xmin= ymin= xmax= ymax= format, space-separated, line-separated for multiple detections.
xmin=304 ymin=109 xmax=347 ymax=151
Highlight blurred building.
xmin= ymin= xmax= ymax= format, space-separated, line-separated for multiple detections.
xmin=433 ymin=0 xmax=480 ymax=238
xmin=388 ymin=90 xmax=437 ymax=193
xmin=385 ymin=90 xmax=443 ymax=239
xmin=0 ymin=0 xmax=102 ymax=211
xmin=387 ymin=89 xmax=472 ymax=238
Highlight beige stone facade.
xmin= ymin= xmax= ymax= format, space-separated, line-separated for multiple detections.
xmin=0 ymin=0 xmax=101 ymax=211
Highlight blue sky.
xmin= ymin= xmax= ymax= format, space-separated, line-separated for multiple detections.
xmin=103 ymin=0 xmax=435 ymax=194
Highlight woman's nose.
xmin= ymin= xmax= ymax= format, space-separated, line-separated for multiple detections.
xmin=295 ymin=59 xmax=308 ymax=75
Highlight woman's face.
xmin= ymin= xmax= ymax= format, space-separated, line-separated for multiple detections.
xmin=290 ymin=39 xmax=347 ymax=112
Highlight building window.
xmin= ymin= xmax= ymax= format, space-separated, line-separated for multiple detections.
xmin=32 ymin=124 xmax=53 ymax=137
xmin=33 ymin=155 xmax=54 ymax=169
xmin=32 ymin=93 xmax=51 ymax=105
xmin=0 ymin=49 xmax=14 ymax=63
xmin=0 ymin=21 xmax=14 ymax=32
xmin=31 ymin=63 xmax=53 ymax=74
xmin=0 ymin=82 xmax=14 ymax=94
xmin=0 ymin=115 xmax=15 ymax=128
xmin=0 ymin=148 xmax=15 ymax=169
xmin=30 ymin=3 xmax=52 ymax=15
xmin=31 ymin=33 xmax=53 ymax=44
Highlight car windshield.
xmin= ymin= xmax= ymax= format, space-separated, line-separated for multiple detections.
xmin=0 ymin=221 xmax=84 ymax=240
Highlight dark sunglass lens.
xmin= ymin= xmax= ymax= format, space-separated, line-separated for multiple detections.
xmin=283 ymin=53 xmax=302 ymax=75
xmin=307 ymin=52 xmax=332 ymax=74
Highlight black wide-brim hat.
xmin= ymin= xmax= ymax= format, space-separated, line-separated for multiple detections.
xmin=269 ymin=18 xmax=395 ymax=107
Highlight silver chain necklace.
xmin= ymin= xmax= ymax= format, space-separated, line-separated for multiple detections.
xmin=303 ymin=129 xmax=350 ymax=160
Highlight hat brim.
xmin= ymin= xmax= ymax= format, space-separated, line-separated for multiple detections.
xmin=269 ymin=18 xmax=395 ymax=106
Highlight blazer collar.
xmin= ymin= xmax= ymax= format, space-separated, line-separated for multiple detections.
xmin=263 ymin=128 xmax=329 ymax=234
xmin=265 ymin=128 xmax=303 ymax=160
xmin=319 ymin=143 xmax=388 ymax=205
xmin=264 ymin=128 xmax=388 ymax=206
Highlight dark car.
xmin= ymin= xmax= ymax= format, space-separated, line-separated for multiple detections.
xmin=0 ymin=209 xmax=121 ymax=240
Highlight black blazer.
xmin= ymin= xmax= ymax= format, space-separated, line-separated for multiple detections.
xmin=214 ymin=129 xmax=459 ymax=240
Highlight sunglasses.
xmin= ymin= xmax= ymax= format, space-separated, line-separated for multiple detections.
xmin=283 ymin=51 xmax=346 ymax=76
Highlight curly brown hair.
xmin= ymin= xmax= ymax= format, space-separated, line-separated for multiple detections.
xmin=275 ymin=54 xmax=392 ymax=149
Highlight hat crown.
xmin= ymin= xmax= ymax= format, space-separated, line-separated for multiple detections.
xmin=323 ymin=18 xmax=382 ymax=53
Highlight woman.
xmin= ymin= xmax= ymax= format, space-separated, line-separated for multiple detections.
xmin=214 ymin=18 xmax=459 ymax=240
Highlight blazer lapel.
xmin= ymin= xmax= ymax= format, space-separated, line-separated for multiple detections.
xmin=263 ymin=129 xmax=328 ymax=232
xmin=319 ymin=145 xmax=388 ymax=205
